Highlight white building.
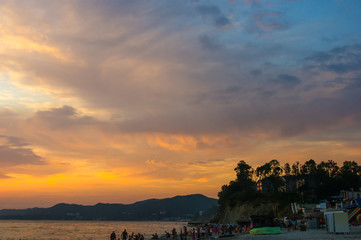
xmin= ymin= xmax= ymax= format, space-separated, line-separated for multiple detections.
xmin=341 ymin=189 xmax=361 ymax=200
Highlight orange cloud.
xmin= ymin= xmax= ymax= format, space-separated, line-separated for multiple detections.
xmin=0 ymin=0 xmax=360 ymax=209
xmin=0 ymin=7 xmax=74 ymax=62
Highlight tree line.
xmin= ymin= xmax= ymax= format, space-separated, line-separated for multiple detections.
xmin=218 ymin=159 xmax=361 ymax=209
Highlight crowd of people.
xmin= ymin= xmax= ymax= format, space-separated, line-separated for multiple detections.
xmin=110 ymin=224 xmax=253 ymax=240
xmin=110 ymin=229 xmax=146 ymax=240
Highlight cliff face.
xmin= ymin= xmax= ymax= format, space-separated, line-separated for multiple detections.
xmin=218 ymin=202 xmax=282 ymax=224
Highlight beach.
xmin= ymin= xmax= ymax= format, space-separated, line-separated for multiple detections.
xmin=227 ymin=226 xmax=361 ymax=240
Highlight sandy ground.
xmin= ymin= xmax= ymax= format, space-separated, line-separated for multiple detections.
xmin=227 ymin=226 xmax=361 ymax=240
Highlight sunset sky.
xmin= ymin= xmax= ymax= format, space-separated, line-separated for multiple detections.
xmin=1 ymin=0 xmax=361 ymax=209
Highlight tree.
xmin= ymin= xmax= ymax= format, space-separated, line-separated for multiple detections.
xmin=301 ymin=159 xmax=317 ymax=175
xmin=256 ymin=160 xmax=284 ymax=192
xmin=256 ymin=159 xmax=283 ymax=179
xmin=235 ymin=160 xmax=254 ymax=182
xmin=325 ymin=160 xmax=339 ymax=178
xmin=316 ymin=160 xmax=342 ymax=199
xmin=218 ymin=158 xmax=361 ymax=210
xmin=218 ymin=160 xmax=257 ymax=208
xmin=256 ymin=163 xmax=271 ymax=179
xmin=291 ymin=161 xmax=301 ymax=176
xmin=338 ymin=161 xmax=361 ymax=191
xmin=340 ymin=161 xmax=360 ymax=175
xmin=269 ymin=159 xmax=283 ymax=176
xmin=318 ymin=160 xmax=339 ymax=178
xmin=284 ymin=163 xmax=291 ymax=175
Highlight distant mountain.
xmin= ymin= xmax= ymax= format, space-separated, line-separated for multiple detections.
xmin=0 ymin=194 xmax=218 ymax=221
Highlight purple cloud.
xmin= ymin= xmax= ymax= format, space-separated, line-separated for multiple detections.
xmin=0 ymin=173 xmax=12 ymax=179
xmin=247 ymin=11 xmax=289 ymax=33
xmin=196 ymin=5 xmax=231 ymax=28
xmin=0 ymin=140 xmax=45 ymax=167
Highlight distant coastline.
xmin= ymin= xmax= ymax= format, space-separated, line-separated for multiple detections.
xmin=0 ymin=194 xmax=218 ymax=221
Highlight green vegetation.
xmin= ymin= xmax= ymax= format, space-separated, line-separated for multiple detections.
xmin=218 ymin=159 xmax=361 ymax=210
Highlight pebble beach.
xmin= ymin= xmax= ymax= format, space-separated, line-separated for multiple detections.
xmin=226 ymin=226 xmax=361 ymax=240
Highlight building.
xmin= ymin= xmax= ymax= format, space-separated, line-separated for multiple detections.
xmin=341 ymin=189 xmax=361 ymax=201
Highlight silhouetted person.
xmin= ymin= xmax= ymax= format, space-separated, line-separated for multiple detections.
xmin=172 ymin=228 xmax=177 ymax=240
xmin=122 ymin=229 xmax=128 ymax=240
xmin=110 ymin=231 xmax=116 ymax=240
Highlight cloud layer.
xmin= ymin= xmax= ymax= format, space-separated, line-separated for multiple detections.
xmin=0 ymin=0 xmax=361 ymax=208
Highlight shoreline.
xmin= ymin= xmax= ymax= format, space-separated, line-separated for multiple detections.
xmin=220 ymin=226 xmax=361 ymax=239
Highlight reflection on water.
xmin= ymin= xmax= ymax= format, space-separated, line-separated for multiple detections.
xmin=0 ymin=220 xmax=187 ymax=240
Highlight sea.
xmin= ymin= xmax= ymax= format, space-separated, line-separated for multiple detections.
xmin=0 ymin=220 xmax=187 ymax=240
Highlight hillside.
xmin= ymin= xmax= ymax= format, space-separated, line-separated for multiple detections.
xmin=0 ymin=194 xmax=218 ymax=221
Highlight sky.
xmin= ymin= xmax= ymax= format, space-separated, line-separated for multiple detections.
xmin=0 ymin=0 xmax=361 ymax=209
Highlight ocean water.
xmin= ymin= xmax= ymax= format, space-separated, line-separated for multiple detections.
xmin=0 ymin=220 xmax=187 ymax=240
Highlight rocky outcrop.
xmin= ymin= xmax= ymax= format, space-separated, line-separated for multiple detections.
xmin=218 ymin=202 xmax=282 ymax=224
